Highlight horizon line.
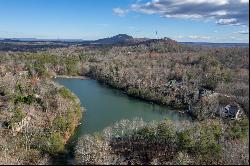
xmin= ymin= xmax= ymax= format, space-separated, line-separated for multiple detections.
xmin=0 ymin=36 xmax=249 ymax=44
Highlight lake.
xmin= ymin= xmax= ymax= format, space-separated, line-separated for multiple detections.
xmin=53 ymin=78 xmax=191 ymax=164
xmin=55 ymin=78 xmax=190 ymax=135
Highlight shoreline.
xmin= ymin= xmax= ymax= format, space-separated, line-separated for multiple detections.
xmin=52 ymin=75 xmax=88 ymax=80
xmin=92 ymin=77 xmax=191 ymax=115
xmin=53 ymin=75 xmax=192 ymax=118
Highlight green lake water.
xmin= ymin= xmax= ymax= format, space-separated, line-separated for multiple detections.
xmin=53 ymin=78 xmax=190 ymax=164
xmin=55 ymin=78 xmax=190 ymax=135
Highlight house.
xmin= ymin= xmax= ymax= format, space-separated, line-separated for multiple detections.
xmin=34 ymin=94 xmax=40 ymax=99
xmin=18 ymin=70 xmax=29 ymax=76
xmin=198 ymin=88 xmax=211 ymax=99
xmin=224 ymin=104 xmax=241 ymax=120
xmin=165 ymin=79 xmax=184 ymax=88
xmin=12 ymin=116 xmax=31 ymax=135
xmin=13 ymin=66 xmax=29 ymax=76
xmin=4 ymin=72 xmax=13 ymax=77
xmin=149 ymin=51 xmax=160 ymax=58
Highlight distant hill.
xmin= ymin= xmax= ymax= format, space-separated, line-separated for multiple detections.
xmin=180 ymin=42 xmax=249 ymax=48
xmin=1 ymin=35 xmax=248 ymax=48
xmin=138 ymin=37 xmax=177 ymax=45
xmin=93 ymin=34 xmax=133 ymax=44
xmin=0 ymin=34 xmax=149 ymax=45
xmin=0 ymin=38 xmax=85 ymax=43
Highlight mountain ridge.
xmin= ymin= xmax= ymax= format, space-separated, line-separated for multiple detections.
xmin=0 ymin=35 xmax=248 ymax=48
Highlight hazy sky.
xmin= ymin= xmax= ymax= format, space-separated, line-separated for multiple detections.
xmin=0 ymin=0 xmax=249 ymax=42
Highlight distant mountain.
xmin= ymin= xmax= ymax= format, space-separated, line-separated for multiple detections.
xmin=92 ymin=34 xmax=135 ymax=44
xmin=0 ymin=38 xmax=86 ymax=43
xmin=0 ymin=38 xmax=38 ymax=42
xmin=138 ymin=37 xmax=177 ymax=45
xmin=1 ymin=35 xmax=248 ymax=48
xmin=0 ymin=34 xmax=142 ymax=44
xmin=180 ymin=42 xmax=249 ymax=48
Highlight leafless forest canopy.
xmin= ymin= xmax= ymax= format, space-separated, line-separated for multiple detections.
xmin=0 ymin=39 xmax=249 ymax=164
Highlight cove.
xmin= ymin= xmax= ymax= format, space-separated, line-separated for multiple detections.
xmin=55 ymin=78 xmax=191 ymax=135
xmin=53 ymin=78 xmax=191 ymax=164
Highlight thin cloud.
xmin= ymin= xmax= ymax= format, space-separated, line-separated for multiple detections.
xmin=174 ymin=34 xmax=248 ymax=42
xmin=113 ymin=8 xmax=129 ymax=17
xmin=238 ymin=30 xmax=249 ymax=34
xmin=188 ymin=35 xmax=211 ymax=40
xmin=216 ymin=18 xmax=241 ymax=25
xmin=233 ymin=29 xmax=249 ymax=34
xmin=174 ymin=35 xmax=212 ymax=40
xmin=114 ymin=0 xmax=249 ymax=26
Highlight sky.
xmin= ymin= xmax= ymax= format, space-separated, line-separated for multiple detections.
xmin=0 ymin=0 xmax=249 ymax=43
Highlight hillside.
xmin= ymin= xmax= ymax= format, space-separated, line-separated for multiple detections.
xmin=0 ymin=37 xmax=249 ymax=165
xmin=0 ymin=65 xmax=83 ymax=164
xmin=93 ymin=34 xmax=140 ymax=44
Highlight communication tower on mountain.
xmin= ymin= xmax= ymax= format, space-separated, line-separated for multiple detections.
xmin=155 ymin=30 xmax=158 ymax=39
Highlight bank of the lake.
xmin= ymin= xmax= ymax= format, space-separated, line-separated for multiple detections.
xmin=53 ymin=77 xmax=191 ymax=164
xmin=52 ymin=75 xmax=87 ymax=80
xmin=55 ymin=78 xmax=191 ymax=135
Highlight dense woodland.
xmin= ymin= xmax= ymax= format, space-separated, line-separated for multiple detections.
xmin=1 ymin=39 xmax=248 ymax=116
xmin=0 ymin=38 xmax=249 ymax=164
xmin=75 ymin=118 xmax=248 ymax=165
xmin=0 ymin=64 xmax=83 ymax=164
